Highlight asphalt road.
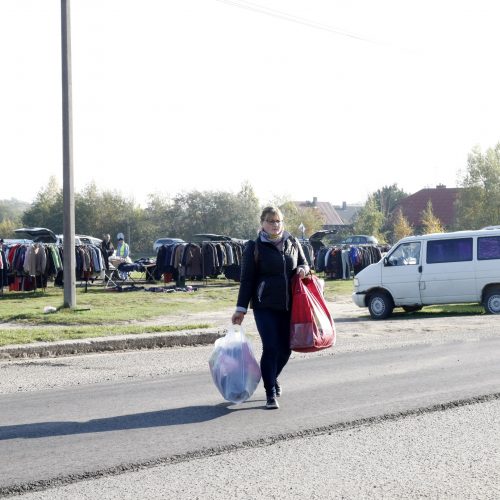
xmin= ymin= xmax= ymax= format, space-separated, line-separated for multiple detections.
xmin=9 ymin=399 xmax=500 ymax=499
xmin=1 ymin=333 xmax=499 ymax=498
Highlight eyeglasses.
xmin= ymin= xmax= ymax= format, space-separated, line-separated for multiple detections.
xmin=265 ymin=219 xmax=282 ymax=225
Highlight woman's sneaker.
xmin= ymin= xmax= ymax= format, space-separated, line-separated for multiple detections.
xmin=275 ymin=381 xmax=282 ymax=397
xmin=266 ymin=397 xmax=279 ymax=409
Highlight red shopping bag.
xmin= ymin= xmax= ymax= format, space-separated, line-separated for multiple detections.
xmin=290 ymin=274 xmax=336 ymax=353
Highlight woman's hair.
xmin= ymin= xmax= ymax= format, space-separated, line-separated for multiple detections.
xmin=260 ymin=206 xmax=284 ymax=223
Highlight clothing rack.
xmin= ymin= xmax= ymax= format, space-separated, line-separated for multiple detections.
xmin=314 ymin=243 xmax=384 ymax=279
xmin=2 ymin=242 xmax=105 ymax=294
xmin=200 ymin=240 xmax=226 ymax=286
xmin=199 ymin=239 xmax=246 ymax=285
xmin=153 ymin=239 xmax=244 ymax=287
xmin=0 ymin=248 xmax=4 ymax=296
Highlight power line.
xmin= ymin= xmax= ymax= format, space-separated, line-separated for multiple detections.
xmin=216 ymin=0 xmax=385 ymax=45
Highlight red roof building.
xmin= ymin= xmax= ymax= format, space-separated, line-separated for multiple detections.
xmin=393 ymin=186 xmax=461 ymax=228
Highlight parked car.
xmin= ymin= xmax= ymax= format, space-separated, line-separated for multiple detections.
xmin=14 ymin=228 xmax=104 ymax=246
xmin=153 ymin=237 xmax=185 ymax=252
xmin=352 ymin=228 xmax=500 ymax=319
xmin=15 ymin=227 xmax=58 ymax=243
xmin=57 ymin=234 xmax=83 ymax=245
xmin=15 ymin=227 xmax=81 ymax=245
xmin=192 ymin=233 xmax=232 ymax=241
xmin=308 ymin=229 xmax=338 ymax=252
xmin=341 ymin=234 xmax=378 ymax=245
xmin=77 ymin=235 xmax=102 ymax=246
xmin=2 ymin=238 xmax=33 ymax=246
xmin=191 ymin=234 xmax=246 ymax=244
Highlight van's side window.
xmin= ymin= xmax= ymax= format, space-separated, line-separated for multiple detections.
xmin=426 ymin=238 xmax=472 ymax=264
xmin=478 ymin=236 xmax=500 ymax=260
xmin=387 ymin=242 xmax=421 ymax=266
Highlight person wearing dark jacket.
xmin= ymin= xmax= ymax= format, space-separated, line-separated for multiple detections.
xmin=232 ymin=206 xmax=309 ymax=410
xmin=101 ymin=234 xmax=115 ymax=272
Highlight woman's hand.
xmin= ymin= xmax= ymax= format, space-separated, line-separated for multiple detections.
xmin=232 ymin=311 xmax=245 ymax=325
xmin=296 ymin=267 xmax=307 ymax=279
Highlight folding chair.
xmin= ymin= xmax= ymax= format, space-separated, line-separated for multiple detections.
xmin=107 ymin=258 xmax=145 ymax=288
xmin=107 ymin=257 xmax=132 ymax=285
xmin=104 ymin=264 xmax=119 ymax=288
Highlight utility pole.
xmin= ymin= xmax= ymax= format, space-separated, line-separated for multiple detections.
xmin=61 ymin=0 xmax=76 ymax=307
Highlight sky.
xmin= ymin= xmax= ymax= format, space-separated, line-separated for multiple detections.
xmin=2 ymin=0 xmax=500 ymax=208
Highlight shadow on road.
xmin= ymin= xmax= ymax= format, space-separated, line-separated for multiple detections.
xmin=0 ymin=401 xmax=258 ymax=441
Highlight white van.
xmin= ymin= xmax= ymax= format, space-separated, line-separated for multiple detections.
xmin=352 ymin=229 xmax=500 ymax=319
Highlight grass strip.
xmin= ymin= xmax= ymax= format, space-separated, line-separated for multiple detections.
xmin=0 ymin=323 xmax=213 ymax=347
xmin=0 ymin=286 xmax=239 ymax=325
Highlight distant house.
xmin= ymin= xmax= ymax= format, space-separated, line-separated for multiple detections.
xmin=393 ymin=185 xmax=461 ymax=229
xmin=334 ymin=201 xmax=363 ymax=225
xmin=294 ymin=197 xmax=346 ymax=230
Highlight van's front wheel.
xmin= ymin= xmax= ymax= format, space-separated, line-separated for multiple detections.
xmin=368 ymin=292 xmax=393 ymax=320
xmin=483 ymin=288 xmax=500 ymax=314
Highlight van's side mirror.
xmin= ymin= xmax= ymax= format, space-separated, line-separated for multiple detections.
xmin=383 ymin=257 xmax=390 ymax=266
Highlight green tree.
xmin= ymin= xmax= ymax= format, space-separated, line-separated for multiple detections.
xmin=165 ymin=184 xmax=261 ymax=241
xmin=22 ymin=176 xmax=64 ymax=231
xmin=0 ymin=198 xmax=30 ymax=225
xmin=455 ymin=143 xmax=500 ymax=229
xmin=21 ymin=178 xmax=150 ymax=253
xmin=420 ymin=200 xmax=444 ymax=234
xmin=0 ymin=218 xmax=18 ymax=239
xmin=373 ymin=184 xmax=408 ymax=218
xmin=142 ymin=192 xmax=173 ymax=254
xmin=74 ymin=182 xmax=141 ymax=251
xmin=279 ymin=201 xmax=325 ymax=239
xmin=232 ymin=182 xmax=261 ymax=238
xmin=376 ymin=184 xmax=409 ymax=242
xmin=357 ymin=184 xmax=409 ymax=242
xmin=125 ymin=204 xmax=151 ymax=256
xmin=391 ymin=208 xmax=413 ymax=242
xmin=144 ymin=193 xmax=174 ymax=236
xmin=97 ymin=190 xmax=138 ymax=247
xmin=75 ymin=181 xmax=102 ymax=237
xmin=354 ymin=195 xmax=385 ymax=242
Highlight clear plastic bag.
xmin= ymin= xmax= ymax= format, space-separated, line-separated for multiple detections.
xmin=209 ymin=325 xmax=261 ymax=404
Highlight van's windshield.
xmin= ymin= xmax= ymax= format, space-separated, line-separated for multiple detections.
xmin=387 ymin=242 xmax=421 ymax=266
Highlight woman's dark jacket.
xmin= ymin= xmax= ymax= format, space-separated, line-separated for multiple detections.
xmin=236 ymin=235 xmax=307 ymax=312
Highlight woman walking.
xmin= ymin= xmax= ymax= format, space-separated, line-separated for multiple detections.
xmin=232 ymin=206 xmax=309 ymax=410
